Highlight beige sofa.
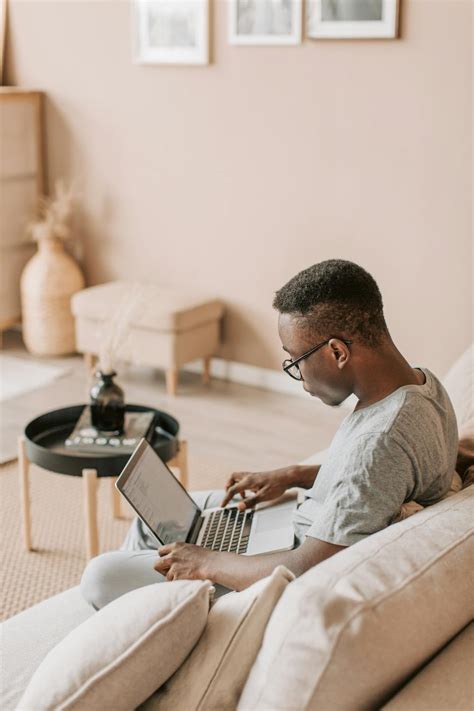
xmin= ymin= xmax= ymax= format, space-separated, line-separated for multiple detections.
xmin=2 ymin=348 xmax=473 ymax=711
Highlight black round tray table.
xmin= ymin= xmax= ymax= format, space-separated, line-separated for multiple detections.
xmin=18 ymin=405 xmax=188 ymax=559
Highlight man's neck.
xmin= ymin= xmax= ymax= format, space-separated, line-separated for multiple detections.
xmin=352 ymin=344 xmax=425 ymax=412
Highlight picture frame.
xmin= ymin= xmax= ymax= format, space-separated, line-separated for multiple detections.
xmin=228 ymin=0 xmax=302 ymax=46
xmin=306 ymin=0 xmax=399 ymax=39
xmin=133 ymin=0 xmax=209 ymax=65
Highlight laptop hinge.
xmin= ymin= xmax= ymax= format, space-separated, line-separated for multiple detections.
xmin=188 ymin=512 xmax=204 ymax=544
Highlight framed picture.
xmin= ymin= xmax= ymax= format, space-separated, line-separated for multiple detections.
xmin=228 ymin=0 xmax=302 ymax=46
xmin=306 ymin=0 xmax=399 ymax=39
xmin=133 ymin=0 xmax=209 ymax=65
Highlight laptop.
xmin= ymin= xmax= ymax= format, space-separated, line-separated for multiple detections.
xmin=115 ymin=438 xmax=297 ymax=555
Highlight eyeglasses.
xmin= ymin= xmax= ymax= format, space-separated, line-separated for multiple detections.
xmin=282 ymin=338 xmax=352 ymax=381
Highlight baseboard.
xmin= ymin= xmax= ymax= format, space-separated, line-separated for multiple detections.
xmin=183 ymin=357 xmax=356 ymax=411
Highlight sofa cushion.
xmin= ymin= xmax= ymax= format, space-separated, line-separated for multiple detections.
xmin=141 ymin=565 xmax=294 ymax=711
xmin=71 ymin=281 xmax=224 ymax=332
xmin=17 ymin=580 xmax=212 ymax=711
xmin=238 ymin=487 xmax=474 ymax=711
xmin=0 ymin=586 xmax=95 ymax=711
xmin=381 ymin=621 xmax=474 ymax=710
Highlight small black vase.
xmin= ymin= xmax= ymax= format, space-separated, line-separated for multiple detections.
xmin=90 ymin=371 xmax=125 ymax=434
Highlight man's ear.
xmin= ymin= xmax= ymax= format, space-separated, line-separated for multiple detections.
xmin=328 ymin=339 xmax=350 ymax=369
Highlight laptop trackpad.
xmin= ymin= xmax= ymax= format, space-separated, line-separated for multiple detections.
xmin=253 ymin=506 xmax=289 ymax=533
xmin=245 ymin=501 xmax=296 ymax=555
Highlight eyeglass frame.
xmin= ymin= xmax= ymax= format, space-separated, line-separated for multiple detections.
xmin=282 ymin=337 xmax=353 ymax=381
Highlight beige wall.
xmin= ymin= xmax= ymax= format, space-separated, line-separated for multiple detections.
xmin=6 ymin=0 xmax=473 ymax=376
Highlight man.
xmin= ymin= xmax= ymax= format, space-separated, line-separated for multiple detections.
xmin=81 ymin=260 xmax=457 ymax=608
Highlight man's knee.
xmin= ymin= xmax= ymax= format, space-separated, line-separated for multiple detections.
xmin=80 ymin=550 xmax=162 ymax=610
xmin=80 ymin=552 xmax=128 ymax=610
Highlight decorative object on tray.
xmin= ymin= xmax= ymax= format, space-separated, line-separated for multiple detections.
xmin=89 ymin=371 xmax=126 ymax=434
xmin=133 ymin=0 xmax=209 ymax=65
xmin=89 ymin=284 xmax=146 ymax=430
xmin=20 ymin=180 xmax=85 ymax=356
xmin=306 ymin=0 xmax=399 ymax=39
xmin=229 ymin=0 xmax=302 ymax=46
xmin=65 ymin=405 xmax=157 ymax=454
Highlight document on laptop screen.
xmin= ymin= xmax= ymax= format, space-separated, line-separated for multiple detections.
xmin=121 ymin=445 xmax=197 ymax=544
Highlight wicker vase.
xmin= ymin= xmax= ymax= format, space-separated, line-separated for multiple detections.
xmin=20 ymin=237 xmax=85 ymax=355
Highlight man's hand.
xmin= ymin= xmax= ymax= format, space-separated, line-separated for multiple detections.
xmin=220 ymin=467 xmax=296 ymax=510
xmin=153 ymin=536 xmax=346 ymax=591
xmin=154 ymin=542 xmax=218 ymax=581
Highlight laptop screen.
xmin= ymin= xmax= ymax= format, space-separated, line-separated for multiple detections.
xmin=121 ymin=443 xmax=198 ymax=544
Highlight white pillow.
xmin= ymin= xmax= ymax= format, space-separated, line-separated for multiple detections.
xmin=141 ymin=565 xmax=294 ymax=711
xmin=17 ymin=580 xmax=213 ymax=711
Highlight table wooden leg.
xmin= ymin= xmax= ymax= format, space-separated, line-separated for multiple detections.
xmin=202 ymin=356 xmax=211 ymax=386
xmin=165 ymin=368 xmax=178 ymax=396
xmin=83 ymin=469 xmax=99 ymax=559
xmin=18 ymin=436 xmax=33 ymax=551
xmin=169 ymin=440 xmax=188 ymax=489
xmin=111 ymin=477 xmax=122 ymax=518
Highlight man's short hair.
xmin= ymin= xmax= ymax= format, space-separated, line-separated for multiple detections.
xmin=273 ymin=259 xmax=388 ymax=346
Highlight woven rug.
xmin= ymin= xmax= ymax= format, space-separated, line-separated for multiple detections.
xmin=1 ymin=455 xmax=225 ymax=620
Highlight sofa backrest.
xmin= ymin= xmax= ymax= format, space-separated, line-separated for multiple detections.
xmin=442 ymin=343 xmax=473 ymax=428
xmin=238 ymin=486 xmax=474 ymax=711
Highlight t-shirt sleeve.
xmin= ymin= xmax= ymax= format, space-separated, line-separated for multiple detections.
xmin=305 ymin=433 xmax=415 ymax=547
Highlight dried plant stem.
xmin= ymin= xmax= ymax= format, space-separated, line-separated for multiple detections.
xmin=98 ymin=285 xmax=147 ymax=374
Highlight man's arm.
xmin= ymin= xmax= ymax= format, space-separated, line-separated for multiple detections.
xmin=154 ymin=536 xmax=345 ymax=591
xmin=292 ymin=464 xmax=321 ymax=489
xmin=220 ymin=464 xmax=321 ymax=510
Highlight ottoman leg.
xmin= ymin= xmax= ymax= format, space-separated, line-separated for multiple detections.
xmin=202 ymin=356 xmax=212 ymax=386
xmin=18 ymin=436 xmax=33 ymax=551
xmin=166 ymin=368 xmax=178 ymax=396
xmin=83 ymin=469 xmax=99 ymax=559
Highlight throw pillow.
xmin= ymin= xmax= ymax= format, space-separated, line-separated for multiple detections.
xmin=18 ymin=580 xmax=213 ymax=711
xmin=238 ymin=487 xmax=474 ymax=711
xmin=141 ymin=565 xmax=294 ymax=711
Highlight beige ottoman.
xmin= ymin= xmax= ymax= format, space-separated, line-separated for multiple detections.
xmin=71 ymin=281 xmax=224 ymax=395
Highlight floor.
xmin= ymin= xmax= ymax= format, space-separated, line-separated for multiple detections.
xmin=1 ymin=330 xmax=347 ymax=618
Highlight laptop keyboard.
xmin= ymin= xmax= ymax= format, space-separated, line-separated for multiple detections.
xmin=201 ymin=507 xmax=253 ymax=553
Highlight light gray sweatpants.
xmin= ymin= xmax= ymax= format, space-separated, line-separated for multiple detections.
xmin=80 ymin=489 xmax=232 ymax=610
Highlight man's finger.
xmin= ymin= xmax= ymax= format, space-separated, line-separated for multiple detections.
xmin=237 ymin=493 xmax=264 ymax=511
xmin=154 ymin=556 xmax=171 ymax=574
xmin=220 ymin=490 xmax=233 ymax=507
xmin=224 ymin=473 xmax=239 ymax=490
xmin=220 ymin=482 xmax=245 ymax=507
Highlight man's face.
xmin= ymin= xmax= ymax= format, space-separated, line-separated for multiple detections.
xmin=278 ymin=312 xmax=353 ymax=407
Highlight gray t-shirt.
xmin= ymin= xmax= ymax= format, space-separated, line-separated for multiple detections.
xmin=292 ymin=368 xmax=458 ymax=547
